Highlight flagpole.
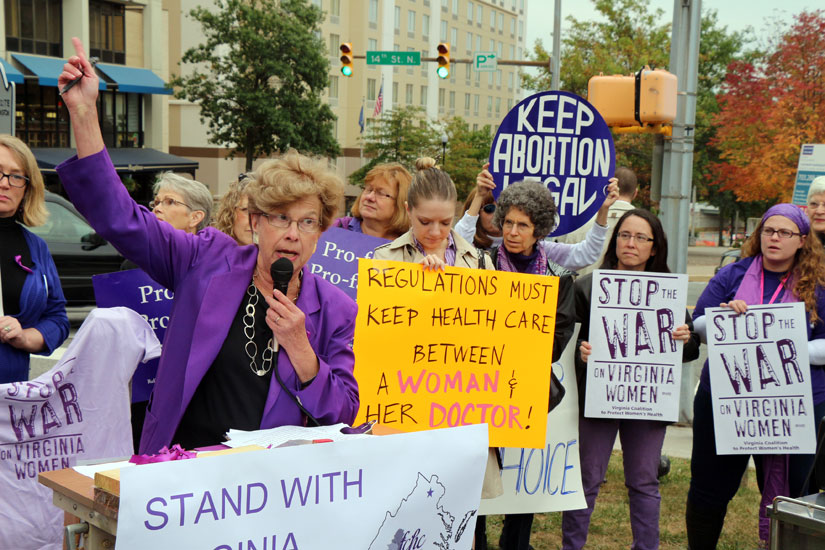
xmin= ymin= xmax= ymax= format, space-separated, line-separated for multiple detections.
xmin=360 ymin=95 xmax=365 ymax=166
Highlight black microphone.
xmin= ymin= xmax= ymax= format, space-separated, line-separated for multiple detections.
xmin=270 ymin=258 xmax=293 ymax=297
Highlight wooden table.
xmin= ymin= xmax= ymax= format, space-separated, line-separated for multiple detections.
xmin=39 ymin=469 xmax=118 ymax=549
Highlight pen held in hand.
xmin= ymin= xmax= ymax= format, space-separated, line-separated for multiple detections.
xmin=60 ymin=57 xmax=99 ymax=95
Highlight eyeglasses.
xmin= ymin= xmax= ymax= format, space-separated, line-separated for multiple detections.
xmin=260 ymin=212 xmax=321 ymax=233
xmin=149 ymin=197 xmax=191 ymax=210
xmin=617 ymin=231 xmax=654 ymax=244
xmin=482 ymin=204 xmax=496 ymax=214
xmin=761 ymin=227 xmax=802 ymax=239
xmin=0 ymin=172 xmax=29 ymax=189
xmin=502 ymin=219 xmax=534 ymax=233
xmin=363 ymin=185 xmax=396 ymax=201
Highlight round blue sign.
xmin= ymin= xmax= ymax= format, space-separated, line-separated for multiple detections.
xmin=488 ymin=91 xmax=615 ymax=237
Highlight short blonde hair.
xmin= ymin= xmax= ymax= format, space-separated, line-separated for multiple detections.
xmin=213 ymin=175 xmax=251 ymax=242
xmin=247 ymin=150 xmax=343 ymax=230
xmin=0 ymin=135 xmax=48 ymax=226
xmin=351 ymin=162 xmax=411 ymax=235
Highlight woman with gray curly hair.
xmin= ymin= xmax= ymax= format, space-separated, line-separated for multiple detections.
xmin=486 ymin=180 xmax=577 ymax=550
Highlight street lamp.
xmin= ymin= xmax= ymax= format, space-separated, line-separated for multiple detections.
xmin=441 ymin=134 xmax=448 ymax=170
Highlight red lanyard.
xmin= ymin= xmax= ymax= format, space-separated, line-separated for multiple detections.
xmin=760 ymin=270 xmax=790 ymax=305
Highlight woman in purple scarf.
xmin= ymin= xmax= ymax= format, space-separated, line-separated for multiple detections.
xmin=687 ymin=203 xmax=825 ymax=548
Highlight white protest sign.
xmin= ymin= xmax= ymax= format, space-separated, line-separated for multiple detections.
xmin=585 ymin=270 xmax=688 ymax=421
xmin=116 ymin=425 xmax=488 ymax=550
xmin=707 ymin=303 xmax=815 ymax=454
xmin=791 ymin=144 xmax=825 ymax=206
xmin=479 ymin=325 xmax=586 ymax=514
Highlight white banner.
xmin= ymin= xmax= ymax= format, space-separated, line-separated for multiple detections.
xmin=585 ymin=270 xmax=688 ymax=421
xmin=479 ymin=325 xmax=586 ymax=514
xmin=707 ymin=303 xmax=815 ymax=454
xmin=116 ymin=425 xmax=488 ymax=550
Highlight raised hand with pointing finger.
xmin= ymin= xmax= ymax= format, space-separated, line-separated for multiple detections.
xmin=58 ymin=37 xmax=105 ymax=158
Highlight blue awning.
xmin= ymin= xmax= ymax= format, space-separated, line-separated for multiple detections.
xmin=0 ymin=58 xmax=24 ymax=84
xmin=33 ymin=148 xmax=199 ymax=174
xmin=12 ymin=53 xmax=106 ymax=89
xmin=96 ymin=63 xmax=172 ymax=95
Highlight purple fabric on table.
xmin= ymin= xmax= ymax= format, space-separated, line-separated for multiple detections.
xmin=561 ymin=417 xmax=667 ymax=550
xmin=761 ymin=203 xmax=810 ymax=235
xmin=57 ymin=149 xmax=360 ymax=455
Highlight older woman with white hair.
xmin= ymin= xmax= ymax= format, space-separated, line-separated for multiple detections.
xmin=806 ymin=175 xmax=825 ymax=246
xmin=150 ymin=171 xmax=213 ymax=234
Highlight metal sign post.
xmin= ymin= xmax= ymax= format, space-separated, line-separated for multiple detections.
xmin=0 ymin=64 xmax=16 ymax=136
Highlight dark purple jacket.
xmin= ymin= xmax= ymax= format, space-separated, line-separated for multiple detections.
xmin=57 ymin=150 xmax=359 ymax=453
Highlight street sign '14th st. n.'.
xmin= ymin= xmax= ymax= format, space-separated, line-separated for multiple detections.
xmin=366 ymin=50 xmax=421 ymax=66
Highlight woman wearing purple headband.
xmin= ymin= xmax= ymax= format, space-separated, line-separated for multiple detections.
xmin=686 ymin=203 xmax=825 ymax=548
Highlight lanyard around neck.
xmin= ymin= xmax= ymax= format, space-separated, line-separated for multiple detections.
xmin=760 ymin=269 xmax=791 ymax=305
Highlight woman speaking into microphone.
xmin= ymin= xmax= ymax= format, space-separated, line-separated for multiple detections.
xmin=55 ymin=38 xmax=359 ymax=453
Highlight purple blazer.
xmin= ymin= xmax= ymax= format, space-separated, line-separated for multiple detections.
xmin=57 ymin=150 xmax=359 ymax=454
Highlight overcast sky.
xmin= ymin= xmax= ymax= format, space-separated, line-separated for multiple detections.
xmin=526 ymin=0 xmax=822 ymax=56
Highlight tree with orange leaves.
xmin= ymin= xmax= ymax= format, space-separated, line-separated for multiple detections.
xmin=710 ymin=10 xmax=825 ymax=203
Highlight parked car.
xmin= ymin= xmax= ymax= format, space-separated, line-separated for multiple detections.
xmin=24 ymin=192 xmax=123 ymax=306
xmin=715 ymin=248 xmax=741 ymax=274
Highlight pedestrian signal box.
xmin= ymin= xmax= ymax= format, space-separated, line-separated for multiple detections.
xmin=588 ymin=67 xmax=677 ymax=127
xmin=340 ymin=43 xmax=354 ymax=77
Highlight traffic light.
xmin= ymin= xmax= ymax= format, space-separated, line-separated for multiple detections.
xmin=436 ymin=43 xmax=450 ymax=79
xmin=587 ymin=67 xmax=677 ymax=127
xmin=340 ymin=42 xmax=353 ymax=77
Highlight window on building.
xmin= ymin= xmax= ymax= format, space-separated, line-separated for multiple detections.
xmin=449 ymin=91 xmax=455 ymax=109
xmin=328 ymin=75 xmax=339 ymax=99
xmin=368 ymin=38 xmax=378 ymax=51
xmin=89 ymin=0 xmax=125 ymax=64
xmin=451 ymin=28 xmax=457 ymax=48
xmin=473 ymin=94 xmax=479 ymax=115
xmin=477 ymin=6 xmax=483 ymax=25
xmin=392 ymin=82 xmax=399 ymax=107
xmin=464 ymin=93 xmax=470 ymax=110
xmin=14 ymin=82 xmax=69 ymax=147
xmin=476 ymin=35 xmax=482 ymax=50
xmin=452 ymin=0 xmax=459 ymax=14
xmin=498 ymin=13 xmax=504 ymax=31
xmin=519 ymin=20 xmax=523 ymax=37
xmin=440 ymin=20 xmax=448 ymax=41
xmin=330 ymin=0 xmax=340 ymax=16
xmin=466 ymin=32 xmax=472 ymax=52
xmin=508 ymin=71 xmax=514 ymax=89
xmin=438 ymin=88 xmax=445 ymax=108
xmin=5 ymin=0 xmax=62 ymax=56
xmin=406 ymin=84 xmax=413 ymax=104
xmin=310 ymin=0 xmax=321 ymax=7
xmin=510 ymin=44 xmax=515 ymax=59
xmin=467 ymin=1 xmax=474 ymax=20
xmin=420 ymin=85 xmax=428 ymax=106
xmin=394 ymin=6 xmax=400 ymax=30
xmin=422 ymin=14 xmax=430 ymax=37
xmin=487 ymin=96 xmax=493 ymax=116
xmin=99 ymin=91 xmax=143 ymax=148
xmin=368 ymin=0 xmax=378 ymax=23
xmin=367 ymin=78 xmax=376 ymax=100
xmin=495 ymin=97 xmax=501 ymax=114
xmin=496 ymin=71 xmax=502 ymax=86
xmin=490 ymin=10 xmax=496 ymax=27
xmin=510 ymin=16 xmax=516 ymax=34
xmin=329 ymin=33 xmax=340 ymax=56
xmin=408 ymin=10 xmax=416 ymax=33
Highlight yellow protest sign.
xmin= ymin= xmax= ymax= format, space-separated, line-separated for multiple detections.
xmin=353 ymin=259 xmax=559 ymax=448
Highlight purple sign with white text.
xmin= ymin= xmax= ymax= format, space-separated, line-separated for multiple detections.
xmin=309 ymin=227 xmax=388 ymax=300
xmin=488 ymin=91 xmax=615 ymax=237
xmin=93 ymin=269 xmax=172 ymax=402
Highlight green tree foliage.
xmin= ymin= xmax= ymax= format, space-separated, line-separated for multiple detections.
xmin=442 ymin=117 xmax=493 ymax=199
xmin=171 ymin=0 xmax=338 ymax=171
xmin=523 ymin=0 xmax=754 ymax=226
xmin=348 ymin=106 xmax=440 ymax=186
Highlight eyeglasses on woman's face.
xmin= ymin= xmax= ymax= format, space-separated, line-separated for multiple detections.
xmin=0 ymin=172 xmax=28 ymax=188
xmin=259 ymin=212 xmax=321 ymax=234
xmin=761 ymin=227 xmax=802 ymax=240
xmin=149 ymin=196 xmax=191 ymax=210
xmin=363 ymin=185 xmax=396 ymax=201
xmin=616 ymin=231 xmax=653 ymax=244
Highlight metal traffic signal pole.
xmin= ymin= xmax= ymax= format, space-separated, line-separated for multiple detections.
xmin=659 ymin=0 xmax=701 ymax=275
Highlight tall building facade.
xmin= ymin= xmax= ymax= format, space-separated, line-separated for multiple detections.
xmin=2 ymin=0 xmax=528 ymax=197
xmin=168 ymin=0 xmax=528 ymax=194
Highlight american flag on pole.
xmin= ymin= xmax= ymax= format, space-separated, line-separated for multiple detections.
xmin=373 ymin=82 xmax=383 ymax=117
